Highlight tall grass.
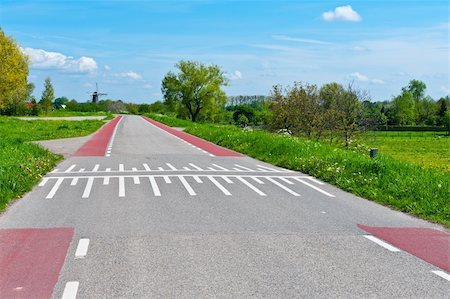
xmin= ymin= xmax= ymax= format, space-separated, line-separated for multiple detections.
xmin=148 ymin=114 xmax=450 ymax=227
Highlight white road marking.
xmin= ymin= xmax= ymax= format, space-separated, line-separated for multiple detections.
xmin=149 ymin=176 xmax=161 ymax=196
xmin=92 ymin=164 xmax=99 ymax=172
xmin=179 ymin=176 xmax=196 ymax=195
xmin=82 ymin=177 xmax=94 ymax=198
xmin=166 ymin=163 xmax=177 ymax=170
xmin=251 ymin=177 xmax=264 ymax=184
xmin=232 ymin=168 xmax=243 ymax=172
xmin=50 ymin=169 xmax=59 ymax=173
xmin=105 ymin=116 xmax=122 ymax=157
xmin=132 ymin=167 xmax=137 ymax=172
xmin=103 ymin=176 xmax=109 ymax=185
xmin=133 ymin=176 xmax=140 ymax=184
xmin=46 ymin=178 xmax=64 ymax=199
xmin=119 ymin=164 xmax=124 ymax=172
xmin=363 ymin=235 xmax=401 ymax=252
xmin=189 ymin=163 xmax=203 ymax=171
xmin=39 ymin=178 xmax=49 ymax=187
xmin=256 ymin=165 xmax=280 ymax=172
xmin=118 ymin=176 xmax=125 ymax=197
xmin=183 ymin=167 xmax=190 ymax=170
xmin=78 ymin=168 xmax=85 ymax=172
xmin=163 ymin=175 xmax=172 ymax=183
xmin=106 ymin=168 xmax=111 ymax=172
xmin=208 ymin=176 xmax=231 ymax=196
xmin=61 ymin=281 xmax=79 ymax=299
xmin=207 ymin=167 xmax=216 ymax=171
xmin=234 ymin=164 xmax=254 ymax=171
xmin=143 ymin=163 xmax=151 ymax=171
xmin=70 ymin=177 xmax=79 ymax=186
xmin=237 ymin=177 xmax=266 ymax=196
xmin=305 ymin=176 xmax=324 ymax=185
xmin=293 ymin=178 xmax=335 ymax=197
xmin=209 ymin=154 xmax=215 ymax=157
xmin=266 ymin=177 xmax=300 ymax=196
xmin=431 ymin=270 xmax=450 ymax=282
xmin=158 ymin=167 xmax=164 ymax=171
xmin=212 ymin=164 xmax=229 ymax=171
xmin=193 ymin=175 xmax=203 ymax=183
xmin=75 ymin=238 xmax=90 ymax=258
xmin=222 ymin=176 xmax=234 ymax=184
xmin=279 ymin=177 xmax=294 ymax=185
xmin=65 ymin=165 xmax=76 ymax=172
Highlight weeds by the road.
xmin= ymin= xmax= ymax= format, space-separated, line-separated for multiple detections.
xmin=148 ymin=114 xmax=450 ymax=227
xmin=0 ymin=116 xmax=104 ymax=211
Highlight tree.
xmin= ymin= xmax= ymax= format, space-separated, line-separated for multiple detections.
xmin=54 ymin=96 xmax=69 ymax=109
xmin=161 ymin=60 xmax=228 ymax=122
xmin=0 ymin=28 xmax=29 ymax=113
xmin=392 ymin=92 xmax=416 ymax=125
xmin=402 ymin=79 xmax=426 ymax=102
xmin=40 ymin=77 xmax=54 ymax=115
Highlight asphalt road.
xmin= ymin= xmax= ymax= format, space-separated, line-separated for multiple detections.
xmin=0 ymin=115 xmax=448 ymax=298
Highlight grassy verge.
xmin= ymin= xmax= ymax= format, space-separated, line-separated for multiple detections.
xmin=360 ymin=131 xmax=450 ymax=172
xmin=0 ymin=116 xmax=104 ymax=211
xmin=40 ymin=110 xmax=113 ymax=117
xmin=148 ymin=114 xmax=450 ymax=227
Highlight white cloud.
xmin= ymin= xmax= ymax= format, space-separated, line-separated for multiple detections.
xmin=22 ymin=47 xmax=97 ymax=73
xmin=226 ymin=70 xmax=242 ymax=80
xmin=350 ymin=72 xmax=369 ymax=82
xmin=349 ymin=72 xmax=384 ymax=84
xmin=272 ymin=35 xmax=331 ymax=45
xmin=116 ymin=71 xmax=143 ymax=80
xmin=440 ymin=86 xmax=450 ymax=94
xmin=322 ymin=5 xmax=362 ymax=22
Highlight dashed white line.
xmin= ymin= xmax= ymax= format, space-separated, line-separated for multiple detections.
xmin=293 ymin=178 xmax=335 ymax=197
xmin=132 ymin=167 xmax=137 ymax=172
xmin=92 ymin=164 xmax=99 ymax=172
xmin=39 ymin=178 xmax=49 ymax=187
xmin=75 ymin=238 xmax=90 ymax=258
xmin=212 ymin=164 xmax=229 ymax=171
xmin=234 ymin=164 xmax=254 ymax=171
xmin=82 ymin=177 xmax=94 ymax=198
xmin=279 ymin=177 xmax=294 ymax=185
xmin=46 ymin=178 xmax=64 ymax=199
xmin=256 ymin=165 xmax=280 ymax=172
xmin=61 ymin=281 xmax=79 ymax=299
xmin=158 ymin=167 xmax=164 ymax=171
xmin=183 ymin=167 xmax=191 ymax=170
xmin=70 ymin=177 xmax=79 ymax=186
xmin=133 ymin=176 xmax=140 ymax=184
xmin=119 ymin=164 xmax=124 ymax=172
xmin=266 ymin=177 xmax=300 ymax=196
xmin=163 ymin=175 xmax=172 ymax=184
xmin=251 ymin=177 xmax=264 ymax=184
xmin=431 ymin=270 xmax=450 ymax=282
xmin=149 ymin=176 xmax=161 ymax=196
xmin=237 ymin=176 xmax=266 ymax=196
xmin=103 ymin=176 xmax=110 ymax=185
xmin=208 ymin=176 xmax=231 ymax=196
xmin=143 ymin=163 xmax=151 ymax=171
xmin=222 ymin=176 xmax=234 ymax=184
xmin=363 ymin=235 xmax=401 ymax=252
xmin=78 ymin=168 xmax=85 ymax=172
xmin=179 ymin=176 xmax=196 ymax=195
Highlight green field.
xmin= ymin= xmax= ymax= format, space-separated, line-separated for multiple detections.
xmin=0 ymin=116 xmax=104 ymax=211
xmin=360 ymin=131 xmax=450 ymax=172
xmin=148 ymin=114 xmax=450 ymax=227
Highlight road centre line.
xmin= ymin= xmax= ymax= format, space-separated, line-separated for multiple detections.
xmin=75 ymin=238 xmax=90 ymax=258
xmin=237 ymin=177 xmax=266 ymax=196
xmin=82 ymin=177 xmax=94 ymax=198
xmin=363 ymin=235 xmax=401 ymax=252
xmin=293 ymin=178 xmax=335 ymax=197
xmin=431 ymin=270 xmax=450 ymax=282
xmin=208 ymin=176 xmax=231 ymax=196
xmin=61 ymin=281 xmax=79 ymax=299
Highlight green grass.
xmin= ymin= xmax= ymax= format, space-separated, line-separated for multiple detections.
xmin=0 ymin=116 xmax=104 ymax=211
xmin=360 ymin=131 xmax=450 ymax=172
xmin=148 ymin=114 xmax=450 ymax=227
xmin=41 ymin=110 xmax=113 ymax=118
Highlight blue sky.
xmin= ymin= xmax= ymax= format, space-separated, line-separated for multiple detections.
xmin=1 ymin=0 xmax=449 ymax=103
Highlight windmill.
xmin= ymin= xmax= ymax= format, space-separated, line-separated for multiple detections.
xmin=88 ymin=83 xmax=107 ymax=104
